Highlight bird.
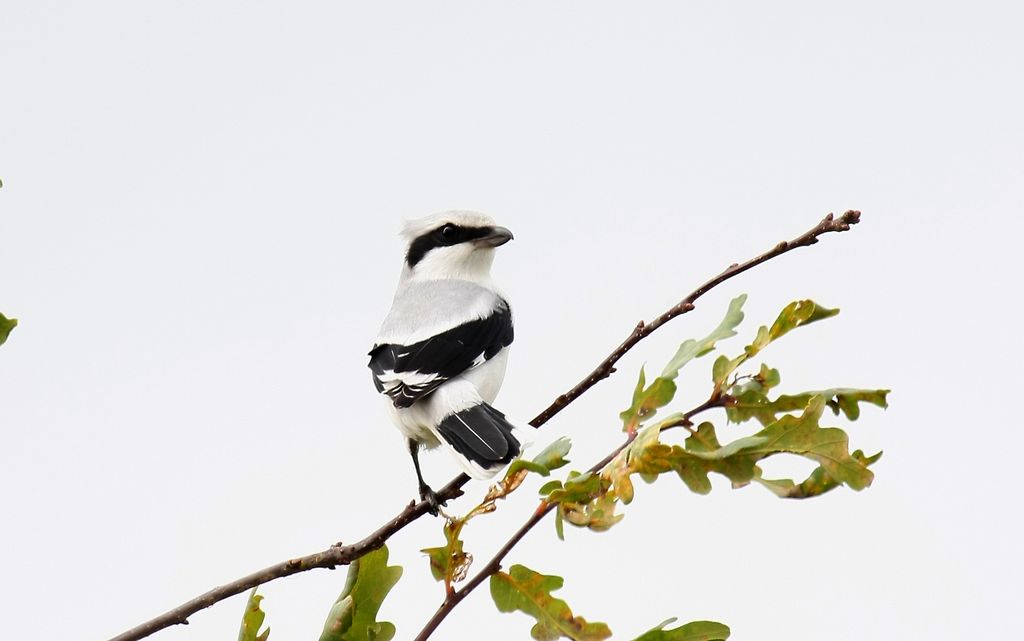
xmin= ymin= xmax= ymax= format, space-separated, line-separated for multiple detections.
xmin=368 ymin=210 xmax=522 ymax=514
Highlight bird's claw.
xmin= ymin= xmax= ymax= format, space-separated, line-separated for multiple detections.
xmin=419 ymin=485 xmax=447 ymax=516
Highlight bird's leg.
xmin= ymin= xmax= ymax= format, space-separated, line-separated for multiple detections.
xmin=408 ymin=439 xmax=445 ymax=516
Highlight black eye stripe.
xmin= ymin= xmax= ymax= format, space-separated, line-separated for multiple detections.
xmin=406 ymin=224 xmax=495 ymax=267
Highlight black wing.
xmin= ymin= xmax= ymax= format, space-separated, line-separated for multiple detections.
xmin=368 ymin=301 xmax=513 ymax=408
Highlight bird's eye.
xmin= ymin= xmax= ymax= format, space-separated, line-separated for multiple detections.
xmin=439 ymin=224 xmax=458 ymax=242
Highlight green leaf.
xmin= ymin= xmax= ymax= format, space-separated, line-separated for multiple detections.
xmin=539 ymin=480 xmax=563 ymax=496
xmin=490 ymin=564 xmax=612 ymax=641
xmin=619 ymin=375 xmax=677 ymax=430
xmin=546 ymin=472 xmax=601 ymax=505
xmin=628 ymin=367 xmax=647 ymax=412
xmin=684 ymin=422 xmax=722 ymax=453
xmin=727 ymin=387 xmax=889 ymax=426
xmin=532 ymin=437 xmax=572 ymax=472
xmin=0 ymin=313 xmax=17 ymax=347
xmin=319 ymin=546 xmax=402 ymax=641
xmin=238 ymin=588 xmax=270 ymax=641
xmin=766 ymin=299 xmax=839 ymax=343
xmin=632 ymin=618 xmax=730 ymax=641
xmin=510 ymin=437 xmax=573 ymax=477
xmin=826 ymin=389 xmax=890 ymax=420
xmin=661 ymin=294 xmax=746 ymax=380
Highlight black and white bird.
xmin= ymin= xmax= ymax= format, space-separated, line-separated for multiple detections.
xmin=368 ymin=211 xmax=522 ymax=513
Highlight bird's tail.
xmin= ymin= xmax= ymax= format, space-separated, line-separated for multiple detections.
xmin=435 ymin=402 xmax=521 ymax=480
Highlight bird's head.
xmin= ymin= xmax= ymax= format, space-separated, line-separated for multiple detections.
xmin=400 ymin=210 xmax=513 ymax=285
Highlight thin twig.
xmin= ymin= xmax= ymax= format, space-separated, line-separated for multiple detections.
xmin=530 ymin=210 xmax=860 ymax=427
xmin=105 ymin=210 xmax=860 ymax=641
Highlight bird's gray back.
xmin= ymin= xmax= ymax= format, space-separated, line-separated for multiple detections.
xmin=375 ymin=279 xmax=502 ymax=346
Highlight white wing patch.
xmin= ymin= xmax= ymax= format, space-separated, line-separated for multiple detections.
xmin=375 ymin=368 xmax=448 ymax=404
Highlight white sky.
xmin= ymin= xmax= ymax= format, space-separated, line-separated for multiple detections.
xmin=2 ymin=2 xmax=1022 ymax=640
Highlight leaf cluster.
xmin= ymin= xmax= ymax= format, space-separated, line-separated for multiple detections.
xmin=474 ymin=295 xmax=886 ymax=641
xmin=546 ymin=296 xmax=888 ymax=541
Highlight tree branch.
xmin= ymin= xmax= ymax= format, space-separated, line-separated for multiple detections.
xmin=412 ymin=211 xmax=863 ymax=639
xmin=106 ymin=210 xmax=860 ymax=641
xmin=529 ymin=210 xmax=860 ymax=426
xmin=105 ymin=475 xmax=468 ymax=641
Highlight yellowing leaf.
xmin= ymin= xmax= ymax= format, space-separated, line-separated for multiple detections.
xmin=713 ymin=300 xmax=839 ymax=387
xmin=490 ymin=564 xmax=612 ymax=641
xmin=238 ymin=588 xmax=270 ymax=641
xmin=605 ymin=448 xmax=635 ymax=504
xmin=421 ymin=519 xmax=472 ymax=593
xmin=545 ymin=471 xmax=625 ymax=534
xmin=561 ymin=490 xmax=624 ymax=532
xmin=510 ymin=437 xmax=573 ymax=477
xmin=741 ymin=396 xmax=874 ymax=490
xmin=755 ymin=450 xmax=883 ymax=498
xmin=319 ymin=546 xmax=402 ymax=641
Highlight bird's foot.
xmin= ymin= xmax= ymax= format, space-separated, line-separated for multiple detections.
xmin=419 ymin=484 xmax=447 ymax=516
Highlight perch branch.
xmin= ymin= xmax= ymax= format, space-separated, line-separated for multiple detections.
xmin=106 ymin=210 xmax=860 ymax=641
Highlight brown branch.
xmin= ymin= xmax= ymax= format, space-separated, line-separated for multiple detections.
xmin=529 ymin=210 xmax=860 ymax=427
xmin=412 ymin=210 xmax=863 ymax=640
xmin=412 ymin=397 xmax=724 ymax=641
xmin=106 ymin=475 xmax=468 ymax=641
xmin=106 ymin=210 xmax=860 ymax=641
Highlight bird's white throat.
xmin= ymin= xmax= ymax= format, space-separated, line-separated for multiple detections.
xmin=402 ymin=244 xmax=498 ymax=288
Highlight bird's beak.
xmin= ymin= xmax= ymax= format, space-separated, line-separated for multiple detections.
xmin=475 ymin=226 xmax=514 ymax=248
